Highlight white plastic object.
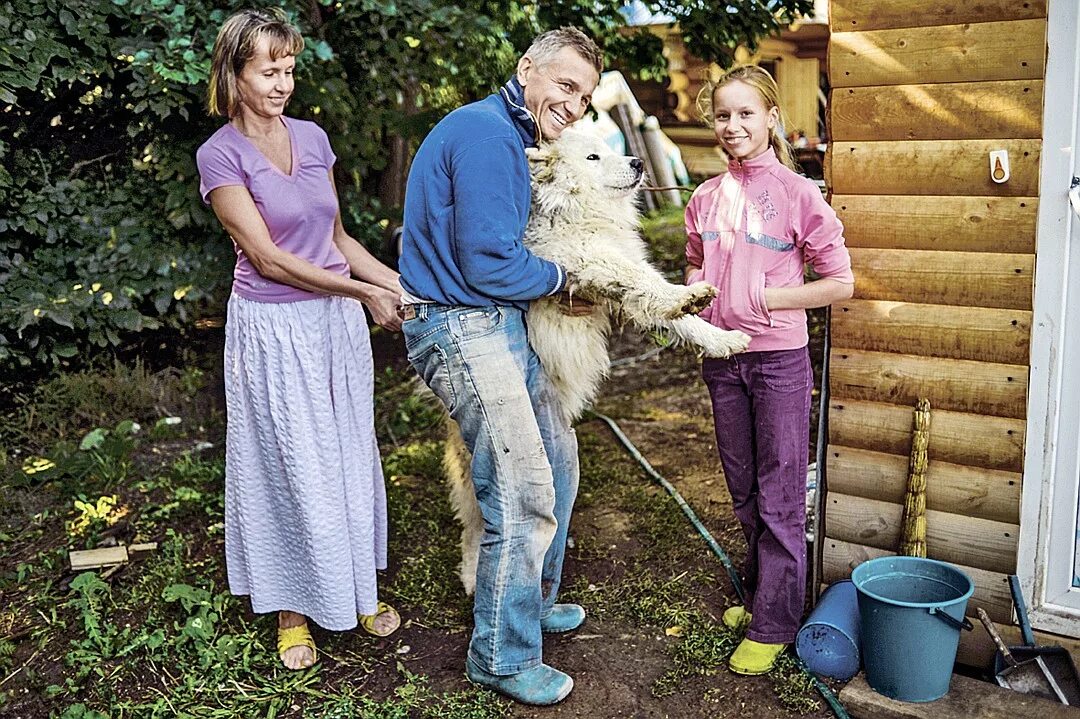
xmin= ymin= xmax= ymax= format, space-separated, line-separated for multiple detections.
xmin=1070 ymin=178 xmax=1080 ymax=218
xmin=989 ymin=149 xmax=1010 ymax=184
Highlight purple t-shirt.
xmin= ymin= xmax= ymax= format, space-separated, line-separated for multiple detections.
xmin=196 ymin=117 xmax=350 ymax=303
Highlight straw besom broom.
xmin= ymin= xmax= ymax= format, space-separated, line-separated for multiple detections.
xmin=899 ymin=398 xmax=931 ymax=558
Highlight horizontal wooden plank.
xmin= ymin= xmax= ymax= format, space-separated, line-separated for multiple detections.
xmin=826 ymin=445 xmax=1021 ymax=523
xmin=829 ymin=348 xmax=1029 ymax=419
xmin=840 ymin=673 xmax=1076 ymax=719
xmin=833 ymin=195 xmax=1038 ymax=254
xmin=822 ymin=538 xmax=1012 ymax=623
xmin=825 ymin=493 xmax=1017 ymax=573
xmin=850 ymin=248 xmax=1033 ymax=310
xmin=830 ymin=0 xmax=1047 ymax=33
xmin=830 ymin=19 xmax=1046 ymax=87
xmin=826 ymin=139 xmax=1041 ymax=196
xmin=828 ymin=398 xmax=1025 ymax=473
xmin=830 ymin=80 xmax=1043 ymax=141
xmin=831 ymin=299 xmax=1031 ymax=364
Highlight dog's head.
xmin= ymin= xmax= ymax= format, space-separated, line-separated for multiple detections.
xmin=526 ymin=129 xmax=645 ymax=220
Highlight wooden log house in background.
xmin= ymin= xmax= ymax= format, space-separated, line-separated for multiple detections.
xmin=823 ymin=0 xmax=1047 ymax=665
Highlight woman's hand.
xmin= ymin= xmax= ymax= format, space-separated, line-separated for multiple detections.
xmin=365 ymin=286 xmax=403 ymax=332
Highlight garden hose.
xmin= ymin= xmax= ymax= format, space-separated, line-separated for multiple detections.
xmin=587 ymin=410 xmax=850 ymax=719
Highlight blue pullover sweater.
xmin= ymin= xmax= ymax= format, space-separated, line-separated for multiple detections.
xmin=399 ymin=78 xmax=565 ymax=309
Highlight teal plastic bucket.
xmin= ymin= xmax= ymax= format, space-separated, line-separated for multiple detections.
xmin=852 ymin=556 xmax=974 ymax=702
xmin=796 ymin=580 xmax=861 ymax=680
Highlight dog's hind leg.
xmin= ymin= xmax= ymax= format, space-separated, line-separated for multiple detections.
xmin=567 ymin=253 xmax=717 ymax=320
xmin=444 ymin=418 xmax=482 ymax=595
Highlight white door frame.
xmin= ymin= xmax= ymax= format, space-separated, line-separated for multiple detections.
xmin=1018 ymin=0 xmax=1080 ymax=636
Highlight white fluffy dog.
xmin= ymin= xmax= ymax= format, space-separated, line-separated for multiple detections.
xmin=446 ymin=129 xmax=751 ymax=593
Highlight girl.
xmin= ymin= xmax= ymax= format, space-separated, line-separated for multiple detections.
xmin=684 ymin=65 xmax=854 ymax=675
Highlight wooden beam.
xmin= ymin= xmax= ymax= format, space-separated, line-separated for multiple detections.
xmin=831 ymin=299 xmax=1031 ymax=364
xmin=825 ymin=493 xmax=1017 ymax=574
xmin=830 ymin=20 xmax=1046 ymax=87
xmin=849 ymin=248 xmax=1034 ymax=310
xmin=830 ymin=0 xmax=1047 ymax=33
xmin=69 ymin=546 xmax=128 ymax=571
xmin=827 ymin=445 xmax=1021 ymax=524
xmin=833 ymin=195 xmax=1038 ymax=254
xmin=826 ymin=139 xmax=1041 ymax=197
xmin=829 ymin=348 xmax=1029 ymax=419
xmin=839 ymin=672 xmax=1074 ymax=719
xmin=830 ymin=80 xmax=1043 ymax=142
xmin=822 ymin=538 xmax=1013 ymax=623
xmin=828 ymin=399 xmax=1025 ymax=473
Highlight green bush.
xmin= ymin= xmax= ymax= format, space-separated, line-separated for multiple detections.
xmin=0 ymin=0 xmax=811 ymax=371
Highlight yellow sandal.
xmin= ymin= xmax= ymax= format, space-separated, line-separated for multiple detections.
xmin=359 ymin=601 xmax=401 ymax=637
xmin=277 ymin=622 xmax=317 ymax=669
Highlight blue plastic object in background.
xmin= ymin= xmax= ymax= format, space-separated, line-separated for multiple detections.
xmin=852 ymin=556 xmax=974 ymax=703
xmin=796 ymin=580 xmax=861 ymax=680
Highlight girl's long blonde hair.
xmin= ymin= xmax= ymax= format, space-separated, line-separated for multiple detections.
xmin=696 ymin=64 xmax=797 ymax=171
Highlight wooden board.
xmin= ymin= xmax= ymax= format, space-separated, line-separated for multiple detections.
xmin=849 ymin=248 xmax=1034 ymax=310
xmin=839 ymin=672 xmax=1076 ymax=719
xmin=827 ymin=445 xmax=1021 ymax=524
xmin=830 ymin=80 xmax=1043 ymax=141
xmin=821 ymin=538 xmax=1013 ymax=622
xmin=826 ymin=139 xmax=1041 ymax=196
xmin=831 ymin=299 xmax=1031 ymax=364
xmin=830 ymin=0 xmax=1048 ymax=33
xmin=830 ymin=20 xmax=1046 ymax=88
xmin=828 ymin=398 xmax=1025 ymax=473
xmin=833 ymin=195 xmax=1038 ymax=254
xmin=69 ymin=546 xmax=128 ymax=571
xmin=825 ymin=493 xmax=1017 ymax=574
xmin=829 ymin=349 xmax=1029 ymax=419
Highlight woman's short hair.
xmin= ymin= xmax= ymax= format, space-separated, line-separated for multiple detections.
xmin=524 ymin=27 xmax=603 ymax=73
xmin=207 ymin=8 xmax=304 ymax=118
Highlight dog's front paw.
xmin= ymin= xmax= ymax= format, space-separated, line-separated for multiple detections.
xmin=702 ymin=330 xmax=752 ymax=358
xmin=668 ymin=283 xmax=717 ymax=319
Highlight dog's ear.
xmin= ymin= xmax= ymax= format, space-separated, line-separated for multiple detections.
xmin=527 ymin=146 xmax=557 ymax=183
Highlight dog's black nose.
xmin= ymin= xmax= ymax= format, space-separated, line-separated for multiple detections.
xmin=630 ymin=158 xmax=644 ymax=172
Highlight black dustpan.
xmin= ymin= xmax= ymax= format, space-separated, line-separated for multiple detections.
xmin=1002 ymin=575 xmax=1080 ymax=705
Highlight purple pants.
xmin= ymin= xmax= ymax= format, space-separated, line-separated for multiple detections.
xmin=702 ymin=347 xmax=812 ymax=644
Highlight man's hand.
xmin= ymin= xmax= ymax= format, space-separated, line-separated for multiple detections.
xmin=555 ymin=290 xmax=594 ymax=317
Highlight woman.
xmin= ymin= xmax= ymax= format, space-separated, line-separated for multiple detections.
xmin=196 ymin=8 xmax=402 ymax=670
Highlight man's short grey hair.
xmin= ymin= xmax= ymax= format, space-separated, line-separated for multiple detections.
xmin=524 ymin=26 xmax=603 ymax=73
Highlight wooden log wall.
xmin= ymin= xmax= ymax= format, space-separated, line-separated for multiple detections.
xmin=824 ymin=0 xmax=1047 ymax=664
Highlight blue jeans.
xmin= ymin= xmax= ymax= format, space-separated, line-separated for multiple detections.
xmin=403 ymin=304 xmax=579 ymax=674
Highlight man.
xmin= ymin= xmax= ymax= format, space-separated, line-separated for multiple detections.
xmin=398 ymin=27 xmax=602 ymax=705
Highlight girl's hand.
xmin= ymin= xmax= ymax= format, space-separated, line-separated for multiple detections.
xmin=366 ymin=287 xmax=403 ymax=332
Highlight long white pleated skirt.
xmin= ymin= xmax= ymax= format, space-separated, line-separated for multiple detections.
xmin=223 ymin=294 xmax=387 ymax=630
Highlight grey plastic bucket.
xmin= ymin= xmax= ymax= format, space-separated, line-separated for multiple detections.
xmin=852 ymin=556 xmax=974 ymax=702
xmin=796 ymin=580 xmax=860 ymax=680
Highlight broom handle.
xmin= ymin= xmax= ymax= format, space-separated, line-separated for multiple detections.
xmin=977 ymin=607 xmax=1018 ymax=667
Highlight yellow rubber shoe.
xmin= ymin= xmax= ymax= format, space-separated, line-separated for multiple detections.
xmin=722 ymin=605 xmax=752 ymax=631
xmin=728 ymin=638 xmax=785 ymax=675
xmin=277 ymin=622 xmax=317 ymax=669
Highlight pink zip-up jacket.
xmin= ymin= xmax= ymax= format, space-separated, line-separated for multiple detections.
xmin=685 ymin=147 xmax=854 ymax=352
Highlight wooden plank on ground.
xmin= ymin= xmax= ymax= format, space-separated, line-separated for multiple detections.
xmin=833 ymin=195 xmax=1038 ymax=254
xmin=830 ymin=0 xmax=1047 ymax=33
xmin=849 ymin=248 xmax=1033 ymax=310
xmin=69 ymin=546 xmax=128 ymax=571
xmin=829 ymin=349 xmax=1029 ymax=419
xmin=831 ymin=300 xmax=1031 ymax=364
xmin=828 ymin=399 xmax=1025 ymax=473
xmin=839 ymin=672 xmax=1076 ymax=719
xmin=826 ymin=139 xmax=1041 ymax=196
xmin=830 ymin=80 xmax=1043 ymax=141
xmin=825 ymin=493 xmax=1017 ymax=574
xmin=827 ymin=445 xmax=1021 ymax=524
xmin=821 ymin=538 xmax=1012 ymax=623
xmin=829 ymin=20 xmax=1046 ymax=88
